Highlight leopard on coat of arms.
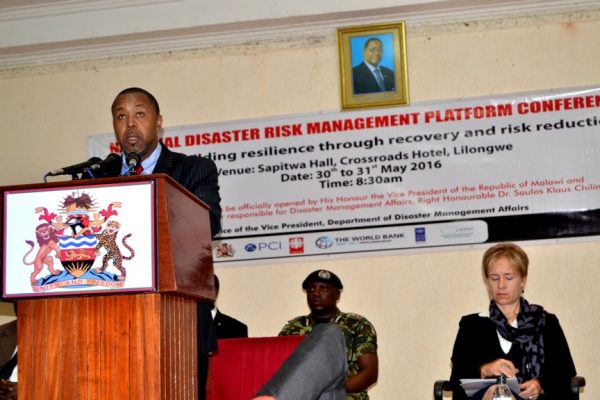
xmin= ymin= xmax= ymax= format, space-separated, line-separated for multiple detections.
xmin=93 ymin=220 xmax=134 ymax=280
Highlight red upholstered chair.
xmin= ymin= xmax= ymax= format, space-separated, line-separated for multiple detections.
xmin=206 ymin=335 xmax=305 ymax=400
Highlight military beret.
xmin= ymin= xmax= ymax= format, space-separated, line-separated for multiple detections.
xmin=302 ymin=269 xmax=343 ymax=290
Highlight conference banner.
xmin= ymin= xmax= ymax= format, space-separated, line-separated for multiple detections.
xmin=88 ymin=86 xmax=600 ymax=264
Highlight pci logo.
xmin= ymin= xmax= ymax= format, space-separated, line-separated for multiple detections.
xmin=415 ymin=227 xmax=426 ymax=242
xmin=244 ymin=241 xmax=282 ymax=252
xmin=289 ymin=237 xmax=304 ymax=254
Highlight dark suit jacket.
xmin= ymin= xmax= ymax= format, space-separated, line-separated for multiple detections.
xmin=352 ymin=62 xmax=395 ymax=94
xmin=214 ymin=310 xmax=248 ymax=339
xmin=0 ymin=320 xmax=17 ymax=380
xmin=449 ymin=312 xmax=576 ymax=400
xmin=153 ymin=144 xmax=222 ymax=236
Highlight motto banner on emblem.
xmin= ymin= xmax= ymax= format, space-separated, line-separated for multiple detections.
xmin=88 ymin=86 xmax=600 ymax=264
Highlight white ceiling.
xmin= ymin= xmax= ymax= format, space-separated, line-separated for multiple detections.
xmin=0 ymin=0 xmax=597 ymax=69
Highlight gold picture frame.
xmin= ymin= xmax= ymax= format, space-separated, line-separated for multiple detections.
xmin=337 ymin=22 xmax=409 ymax=110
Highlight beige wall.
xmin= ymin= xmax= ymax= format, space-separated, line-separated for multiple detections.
xmin=1 ymin=9 xmax=599 ymax=399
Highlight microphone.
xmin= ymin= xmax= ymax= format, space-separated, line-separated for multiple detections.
xmin=125 ymin=152 xmax=141 ymax=169
xmin=46 ymin=157 xmax=102 ymax=177
xmin=123 ymin=152 xmax=142 ymax=176
xmin=87 ymin=153 xmax=122 ymax=172
xmin=84 ymin=153 xmax=123 ymax=178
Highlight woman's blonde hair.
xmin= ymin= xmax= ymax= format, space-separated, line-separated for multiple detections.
xmin=482 ymin=242 xmax=529 ymax=278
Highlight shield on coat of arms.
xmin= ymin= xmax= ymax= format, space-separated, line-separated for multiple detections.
xmin=59 ymin=235 xmax=98 ymax=278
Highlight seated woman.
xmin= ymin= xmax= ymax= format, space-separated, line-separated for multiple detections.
xmin=449 ymin=243 xmax=577 ymax=400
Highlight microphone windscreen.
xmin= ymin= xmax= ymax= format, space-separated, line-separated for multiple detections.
xmin=126 ymin=152 xmax=141 ymax=167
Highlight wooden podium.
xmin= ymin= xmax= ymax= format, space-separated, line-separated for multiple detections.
xmin=1 ymin=174 xmax=215 ymax=400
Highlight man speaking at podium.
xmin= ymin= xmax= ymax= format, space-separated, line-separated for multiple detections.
xmin=111 ymin=87 xmax=222 ymax=399
xmin=110 ymin=87 xmax=221 ymax=236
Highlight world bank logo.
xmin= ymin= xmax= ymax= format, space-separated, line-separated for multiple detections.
xmin=315 ymin=236 xmax=334 ymax=249
xmin=244 ymin=243 xmax=257 ymax=252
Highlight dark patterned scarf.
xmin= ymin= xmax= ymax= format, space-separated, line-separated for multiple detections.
xmin=489 ymin=298 xmax=546 ymax=382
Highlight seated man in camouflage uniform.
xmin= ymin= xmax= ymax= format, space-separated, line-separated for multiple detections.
xmin=279 ymin=269 xmax=378 ymax=400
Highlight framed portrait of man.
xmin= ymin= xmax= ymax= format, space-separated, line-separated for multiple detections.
xmin=337 ymin=22 xmax=409 ymax=110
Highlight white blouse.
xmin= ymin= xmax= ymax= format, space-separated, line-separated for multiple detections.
xmin=479 ymin=311 xmax=517 ymax=354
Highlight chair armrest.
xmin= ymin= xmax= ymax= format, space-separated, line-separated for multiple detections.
xmin=570 ymin=375 xmax=586 ymax=396
xmin=434 ymin=380 xmax=452 ymax=400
